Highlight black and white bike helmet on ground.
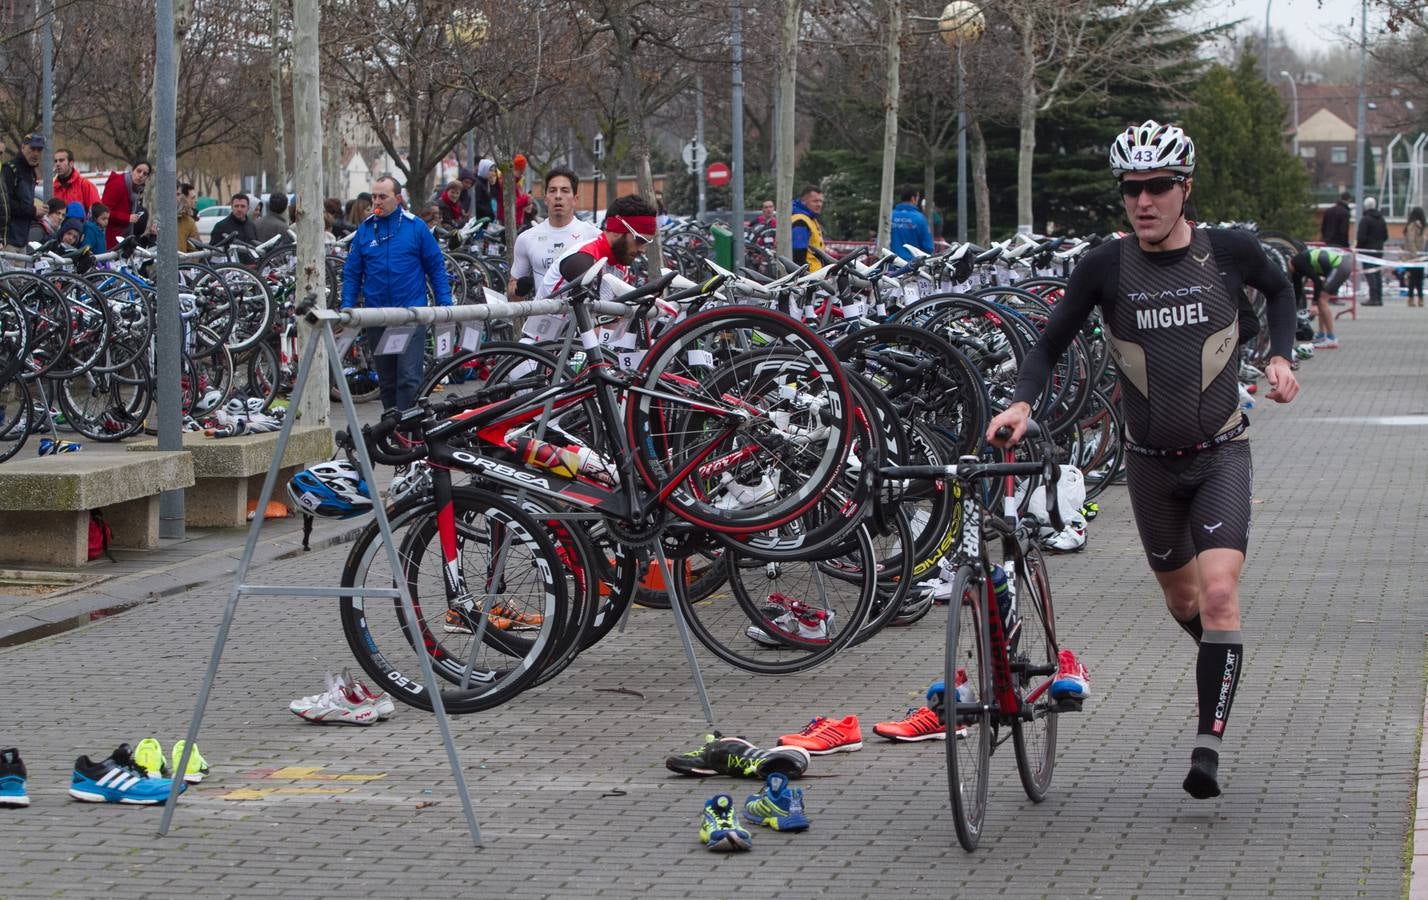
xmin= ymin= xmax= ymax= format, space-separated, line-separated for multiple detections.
xmin=1109 ymin=120 xmax=1196 ymax=178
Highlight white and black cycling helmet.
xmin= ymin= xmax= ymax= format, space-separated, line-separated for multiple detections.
xmin=1109 ymin=120 xmax=1196 ymax=178
xmin=287 ymin=460 xmax=373 ymax=518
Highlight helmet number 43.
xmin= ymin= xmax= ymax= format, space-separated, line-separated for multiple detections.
xmin=1130 ymin=148 xmax=1158 ymax=163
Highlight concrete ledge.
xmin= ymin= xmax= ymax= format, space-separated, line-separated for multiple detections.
xmin=0 ymin=453 xmax=192 ymax=566
xmin=0 ymin=452 xmax=194 ymax=511
xmin=129 ymin=426 xmax=334 ymax=527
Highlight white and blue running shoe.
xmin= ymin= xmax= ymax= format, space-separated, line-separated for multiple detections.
xmin=70 ymin=744 xmax=181 ymax=804
xmin=0 ymin=747 xmax=29 ymax=807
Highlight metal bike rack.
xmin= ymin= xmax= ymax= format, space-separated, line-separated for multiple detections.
xmin=159 ymin=295 xmax=719 ymax=849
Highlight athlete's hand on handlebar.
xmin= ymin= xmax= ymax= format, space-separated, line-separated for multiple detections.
xmin=985 ymin=401 xmax=1032 ymax=448
xmin=1263 ymin=355 xmax=1299 ymax=404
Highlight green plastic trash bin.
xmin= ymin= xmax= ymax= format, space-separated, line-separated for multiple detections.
xmin=710 ymin=223 xmax=733 ymax=270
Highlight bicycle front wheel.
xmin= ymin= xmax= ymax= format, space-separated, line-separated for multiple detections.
xmin=1011 ymin=545 xmax=1059 ymax=802
xmin=946 ymin=565 xmax=991 ymax=851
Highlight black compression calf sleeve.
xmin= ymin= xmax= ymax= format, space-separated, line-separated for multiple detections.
xmin=1194 ymin=630 xmax=1243 ymax=750
xmin=1175 ymin=612 xmax=1204 ymax=644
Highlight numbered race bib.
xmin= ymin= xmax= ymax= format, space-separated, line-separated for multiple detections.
xmin=434 ymin=325 xmax=456 ymax=358
xmin=522 ymin=314 xmax=567 ymax=343
xmin=375 ymin=326 xmax=415 ymax=356
xmin=460 ymin=325 xmax=484 ymax=352
xmin=617 ymin=349 xmax=646 ymax=371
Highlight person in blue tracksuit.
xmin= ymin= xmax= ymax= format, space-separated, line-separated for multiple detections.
xmin=889 ymin=185 xmax=934 ymax=257
xmin=340 ymin=173 xmax=453 ymax=411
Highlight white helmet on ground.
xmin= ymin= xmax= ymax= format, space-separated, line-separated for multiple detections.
xmin=1109 ymin=120 xmax=1196 ymax=178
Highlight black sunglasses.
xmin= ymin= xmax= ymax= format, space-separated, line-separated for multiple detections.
xmin=1119 ymin=175 xmax=1186 ymax=198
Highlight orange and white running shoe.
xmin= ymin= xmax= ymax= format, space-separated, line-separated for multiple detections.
xmin=777 ymin=715 xmax=862 ymax=754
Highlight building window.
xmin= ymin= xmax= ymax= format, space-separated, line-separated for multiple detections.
xmin=1300 ymin=146 xmax=1317 ymax=158
xmin=1331 ymin=146 xmax=1348 ymax=164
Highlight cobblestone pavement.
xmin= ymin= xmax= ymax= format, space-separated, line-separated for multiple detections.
xmin=2 ymin=306 xmax=1425 ymax=899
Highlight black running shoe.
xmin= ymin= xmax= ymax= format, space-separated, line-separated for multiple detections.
xmin=665 ymin=734 xmax=811 ymax=779
xmin=70 ymin=744 xmax=179 ymax=804
xmin=1183 ymin=747 xmax=1221 ymax=799
xmin=0 ymin=747 xmax=28 ymax=807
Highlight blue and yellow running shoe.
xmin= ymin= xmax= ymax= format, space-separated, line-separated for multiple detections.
xmin=743 ymin=772 xmax=810 ymax=832
xmin=70 ymin=744 xmax=180 ymax=805
xmin=699 ymin=794 xmax=752 ymax=851
xmin=0 ymin=748 xmax=29 ymax=807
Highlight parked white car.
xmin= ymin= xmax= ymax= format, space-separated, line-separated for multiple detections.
xmin=196 ymin=205 xmax=231 ymax=242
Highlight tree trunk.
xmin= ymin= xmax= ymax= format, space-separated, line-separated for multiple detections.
xmin=774 ymin=0 xmax=801 ymax=259
xmin=923 ymin=154 xmax=938 ymax=244
xmin=607 ymin=5 xmax=664 ymax=273
xmin=270 ymin=0 xmax=288 ymax=194
xmin=970 ymin=114 xmax=990 ymax=246
xmin=292 ymin=0 xmax=328 ymax=422
xmin=1015 ymin=28 xmax=1037 ymax=235
xmin=875 ymin=0 xmax=901 ymax=251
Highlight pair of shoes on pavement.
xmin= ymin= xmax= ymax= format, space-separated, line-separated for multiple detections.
xmin=132 ymin=737 xmax=209 ymax=784
xmin=442 ymin=604 xmax=545 ymax=633
xmin=70 ymin=743 xmax=186 ymax=805
xmin=665 ymin=733 xmax=810 ymax=779
xmin=289 ymin=670 xmax=396 ymax=726
xmin=745 ymin=592 xmax=835 ymax=646
xmin=700 ymin=772 xmax=811 ymax=851
xmin=1312 ymin=333 xmax=1339 ymax=349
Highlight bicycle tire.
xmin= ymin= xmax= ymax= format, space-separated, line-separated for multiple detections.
xmin=674 ymin=521 xmax=878 ymax=675
xmin=1011 ymin=544 xmax=1059 ymax=802
xmin=0 ymin=376 xmax=33 ymax=463
xmin=946 ymin=564 xmax=991 ymax=851
xmin=338 ymin=487 xmax=569 ymax=714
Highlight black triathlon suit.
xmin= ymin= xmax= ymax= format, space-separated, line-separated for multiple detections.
xmin=1013 ymin=228 xmax=1295 ymax=571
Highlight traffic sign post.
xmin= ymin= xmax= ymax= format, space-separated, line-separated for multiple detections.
xmin=682 ymin=140 xmax=707 ymax=175
xmin=707 ymin=161 xmax=731 ymax=187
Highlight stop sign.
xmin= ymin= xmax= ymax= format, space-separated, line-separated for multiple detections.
xmin=707 ymin=162 xmax=730 ymax=187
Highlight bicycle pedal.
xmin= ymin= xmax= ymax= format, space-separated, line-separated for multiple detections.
xmin=1053 ymin=697 xmax=1084 ymax=713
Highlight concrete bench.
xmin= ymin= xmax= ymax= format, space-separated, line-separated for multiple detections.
xmin=0 ymin=452 xmax=194 ymax=567
xmin=130 ymin=426 xmax=334 ymax=527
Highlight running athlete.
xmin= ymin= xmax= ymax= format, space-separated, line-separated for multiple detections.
xmin=1286 ymin=247 xmax=1354 ymax=349
xmin=539 ymin=194 xmax=657 ymax=298
xmin=986 ymin=120 xmax=1301 ymax=800
xmin=508 ymin=167 xmax=600 ymax=300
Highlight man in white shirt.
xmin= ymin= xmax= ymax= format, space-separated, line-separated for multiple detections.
xmin=508 ymin=167 xmax=600 ymax=299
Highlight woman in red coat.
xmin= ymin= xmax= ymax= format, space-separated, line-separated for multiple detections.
xmin=100 ymin=162 xmax=151 ymax=248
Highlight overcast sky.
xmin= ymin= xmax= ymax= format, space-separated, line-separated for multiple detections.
xmin=1189 ymin=0 xmax=1376 ymax=55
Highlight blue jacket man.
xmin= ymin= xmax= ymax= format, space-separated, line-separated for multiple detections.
xmin=340 ymin=175 xmax=452 ymax=411
xmin=889 ymin=186 xmax=933 ymax=256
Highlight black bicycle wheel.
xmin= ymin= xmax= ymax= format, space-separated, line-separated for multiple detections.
xmin=338 ymin=488 xmax=569 ymax=714
xmin=1011 ymin=544 xmax=1059 ymax=802
xmin=946 ymin=564 xmax=991 ymax=852
xmin=672 ymin=521 xmax=878 ymax=675
xmin=0 ymin=376 xmax=33 ymax=463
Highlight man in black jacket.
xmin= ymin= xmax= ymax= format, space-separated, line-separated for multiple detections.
xmin=210 ymin=194 xmax=258 ymax=247
xmin=1321 ymin=191 xmax=1351 ymax=248
xmin=0 ymin=133 xmax=43 ymax=251
xmin=1356 ymin=196 xmax=1389 ymax=305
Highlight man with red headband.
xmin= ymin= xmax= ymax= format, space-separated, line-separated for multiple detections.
xmin=540 ymin=194 xmax=658 ymax=299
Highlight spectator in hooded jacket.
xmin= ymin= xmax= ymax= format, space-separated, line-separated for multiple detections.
xmin=83 ymin=203 xmax=108 ymax=255
xmin=100 ymin=161 xmax=151 ymax=248
xmin=471 ymin=159 xmax=498 ymax=223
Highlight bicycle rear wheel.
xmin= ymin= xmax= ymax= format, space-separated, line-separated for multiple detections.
xmin=946 ymin=564 xmax=991 ymax=851
xmin=1011 ymin=545 xmax=1059 ymax=802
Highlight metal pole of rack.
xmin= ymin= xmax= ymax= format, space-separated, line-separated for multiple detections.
xmin=153 ymin=0 xmax=185 ymax=537
xmin=159 ymin=318 xmax=484 ymax=847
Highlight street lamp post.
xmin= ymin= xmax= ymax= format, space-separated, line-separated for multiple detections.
xmin=1280 ymin=70 xmax=1299 ymax=158
xmin=939 ymin=1 xmax=984 ymax=244
xmin=1264 ymin=0 xmax=1272 ymax=80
